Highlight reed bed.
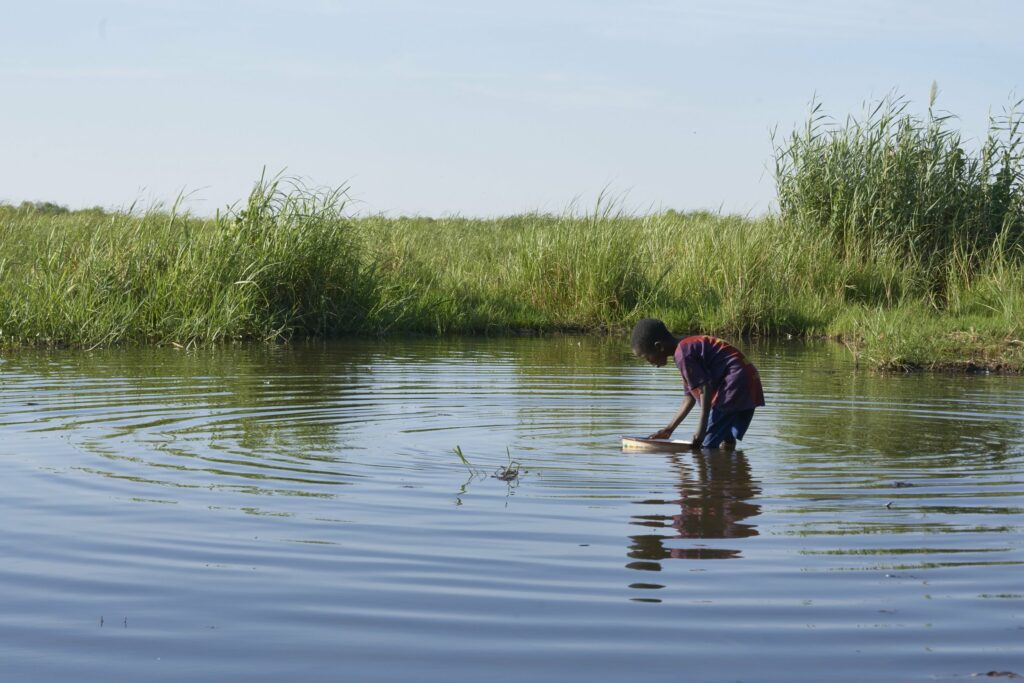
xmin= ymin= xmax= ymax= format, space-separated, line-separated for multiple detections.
xmin=0 ymin=177 xmax=369 ymax=347
xmin=0 ymin=196 xmax=866 ymax=346
xmin=772 ymin=90 xmax=1024 ymax=368
xmin=2 ymin=93 xmax=1023 ymax=370
xmin=774 ymin=88 xmax=1023 ymax=275
xmin=5 ymin=191 xmax=1021 ymax=369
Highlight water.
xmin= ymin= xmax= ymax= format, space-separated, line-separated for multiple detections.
xmin=0 ymin=338 xmax=1020 ymax=682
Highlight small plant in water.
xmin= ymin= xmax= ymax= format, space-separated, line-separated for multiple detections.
xmin=493 ymin=447 xmax=523 ymax=483
xmin=452 ymin=445 xmax=483 ymax=477
xmin=452 ymin=445 xmax=525 ymax=484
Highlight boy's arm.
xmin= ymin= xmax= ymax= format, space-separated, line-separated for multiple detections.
xmin=690 ymin=384 xmax=711 ymax=446
xmin=649 ymin=393 xmax=696 ymax=440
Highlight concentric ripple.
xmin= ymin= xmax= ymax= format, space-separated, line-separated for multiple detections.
xmin=0 ymin=338 xmax=1021 ymax=683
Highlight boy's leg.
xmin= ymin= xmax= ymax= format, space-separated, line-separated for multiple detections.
xmin=729 ymin=409 xmax=755 ymax=442
xmin=702 ymin=409 xmax=755 ymax=449
xmin=701 ymin=409 xmax=732 ymax=448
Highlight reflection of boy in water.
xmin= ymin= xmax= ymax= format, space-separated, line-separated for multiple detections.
xmin=631 ymin=318 xmax=764 ymax=449
xmin=628 ymin=450 xmax=761 ymax=564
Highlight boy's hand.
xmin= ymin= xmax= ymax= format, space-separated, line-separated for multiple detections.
xmin=648 ymin=426 xmax=674 ymax=440
xmin=691 ymin=429 xmax=705 ymax=448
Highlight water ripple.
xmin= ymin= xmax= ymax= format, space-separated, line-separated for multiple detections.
xmin=0 ymin=339 xmax=1021 ymax=682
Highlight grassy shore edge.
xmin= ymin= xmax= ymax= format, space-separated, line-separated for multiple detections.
xmin=2 ymin=201 xmax=1022 ymax=372
xmin=3 ymin=94 xmax=1021 ymax=371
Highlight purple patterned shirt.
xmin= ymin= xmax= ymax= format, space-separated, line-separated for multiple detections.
xmin=674 ymin=336 xmax=765 ymax=414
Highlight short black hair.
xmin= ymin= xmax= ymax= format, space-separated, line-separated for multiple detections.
xmin=630 ymin=318 xmax=674 ymax=353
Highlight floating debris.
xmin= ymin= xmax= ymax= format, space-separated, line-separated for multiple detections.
xmin=452 ymin=445 xmax=527 ymax=491
xmin=493 ymin=461 xmax=522 ymax=482
xmin=972 ymin=673 xmax=1022 ymax=679
xmin=494 ymin=447 xmax=526 ymax=483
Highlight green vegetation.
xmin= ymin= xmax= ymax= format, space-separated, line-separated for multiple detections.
xmin=772 ymin=88 xmax=1024 ymax=369
xmin=1 ymin=93 xmax=1023 ymax=370
xmin=776 ymin=87 xmax=1022 ymax=265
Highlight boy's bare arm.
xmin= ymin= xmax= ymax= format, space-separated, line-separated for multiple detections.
xmin=691 ymin=384 xmax=711 ymax=446
xmin=649 ymin=393 xmax=696 ymax=440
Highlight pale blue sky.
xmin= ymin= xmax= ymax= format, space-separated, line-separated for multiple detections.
xmin=2 ymin=0 xmax=1022 ymax=216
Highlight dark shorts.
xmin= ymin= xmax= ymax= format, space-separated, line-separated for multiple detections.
xmin=702 ymin=408 xmax=755 ymax=448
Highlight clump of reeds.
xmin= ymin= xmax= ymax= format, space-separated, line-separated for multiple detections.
xmin=770 ymin=89 xmax=1024 ymax=368
xmin=224 ymin=173 xmax=367 ymax=337
xmin=773 ymin=87 xmax=1024 ymax=272
xmin=0 ymin=173 xmax=367 ymax=347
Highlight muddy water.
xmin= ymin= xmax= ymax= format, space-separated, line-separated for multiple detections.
xmin=0 ymin=338 xmax=1020 ymax=682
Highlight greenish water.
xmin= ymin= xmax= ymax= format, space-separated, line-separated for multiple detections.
xmin=0 ymin=338 xmax=1020 ymax=682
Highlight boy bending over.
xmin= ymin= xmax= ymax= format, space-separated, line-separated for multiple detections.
xmin=631 ymin=318 xmax=764 ymax=449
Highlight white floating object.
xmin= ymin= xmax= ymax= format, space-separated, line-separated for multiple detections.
xmin=620 ymin=436 xmax=695 ymax=452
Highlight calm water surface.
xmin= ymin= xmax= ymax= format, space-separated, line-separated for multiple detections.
xmin=0 ymin=338 xmax=1021 ymax=682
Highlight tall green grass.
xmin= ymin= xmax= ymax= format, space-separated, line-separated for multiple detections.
xmin=774 ymin=88 xmax=1023 ymax=273
xmin=0 ymin=194 xmax=858 ymax=346
xmin=2 ymin=93 xmax=1023 ymax=370
xmin=772 ymin=89 xmax=1024 ymax=367
xmin=0 ymin=175 xmax=369 ymax=346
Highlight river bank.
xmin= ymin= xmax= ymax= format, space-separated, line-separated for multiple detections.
xmin=1 ymin=189 xmax=1021 ymax=372
xmin=3 ymin=95 xmax=1021 ymax=370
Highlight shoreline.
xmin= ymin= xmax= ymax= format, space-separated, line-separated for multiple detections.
xmin=2 ymin=180 xmax=1021 ymax=373
xmin=3 ymin=327 xmax=1022 ymax=374
xmin=5 ymin=96 xmax=1020 ymax=371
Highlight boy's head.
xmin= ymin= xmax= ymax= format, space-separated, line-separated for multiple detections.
xmin=630 ymin=318 xmax=678 ymax=367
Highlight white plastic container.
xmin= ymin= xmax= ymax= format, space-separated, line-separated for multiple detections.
xmin=620 ymin=436 xmax=695 ymax=452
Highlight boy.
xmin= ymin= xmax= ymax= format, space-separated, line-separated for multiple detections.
xmin=630 ymin=318 xmax=764 ymax=449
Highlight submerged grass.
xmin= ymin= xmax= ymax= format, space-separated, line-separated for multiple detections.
xmin=2 ymin=92 xmax=1023 ymax=370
